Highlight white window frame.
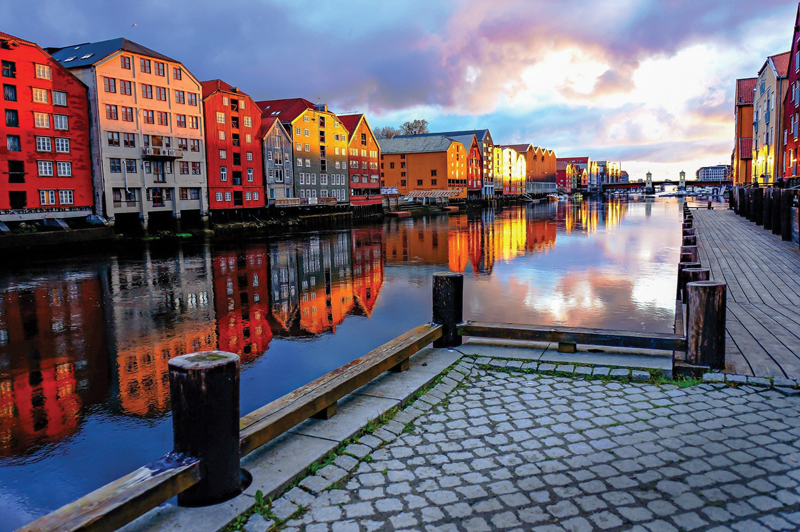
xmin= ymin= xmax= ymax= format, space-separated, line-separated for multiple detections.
xmin=216 ymin=112 xmax=225 ymax=124
xmin=220 ymin=166 xmax=228 ymax=181
xmin=57 ymin=161 xmax=72 ymax=176
xmin=224 ymin=192 xmax=231 ymax=202
xmin=59 ymin=189 xmax=74 ymax=205
xmin=36 ymin=136 xmax=52 ymax=152
xmin=55 ymin=138 xmax=70 ymax=153
xmin=38 ymin=161 xmax=54 ymax=176
xmin=220 ymin=149 xmax=227 ymax=160
xmin=35 ymin=64 xmax=51 ymax=80
xmin=33 ymin=88 xmax=48 ymax=104
xmin=54 ymin=115 xmax=68 ymax=130
xmin=247 ymin=168 xmax=253 ymax=182
xmin=52 ymin=91 xmax=67 ymax=106
xmin=40 ymin=189 xmax=56 ymax=205
xmin=34 ymin=112 xmax=50 ymax=128
xmin=216 ymin=192 xmax=223 ymax=202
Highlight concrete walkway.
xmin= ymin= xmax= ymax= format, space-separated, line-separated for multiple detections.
xmin=233 ymin=359 xmax=800 ymax=532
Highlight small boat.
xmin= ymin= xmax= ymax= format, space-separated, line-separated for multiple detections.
xmin=547 ymin=194 xmax=559 ymax=202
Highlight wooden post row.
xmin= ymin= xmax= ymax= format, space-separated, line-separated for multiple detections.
xmin=432 ymin=272 xmax=464 ymax=347
xmin=764 ymin=188 xmax=772 ymax=231
xmin=686 ymin=281 xmax=727 ymax=369
xmin=772 ymin=188 xmax=782 ymax=235
xmin=738 ymin=188 xmax=746 ymax=218
xmin=781 ymin=189 xmax=793 ymax=241
xmin=753 ymin=188 xmax=764 ymax=226
xmin=169 ymin=352 xmax=246 ymax=507
xmin=677 ymin=261 xmax=701 ymax=299
xmin=681 ymin=268 xmax=710 ymax=303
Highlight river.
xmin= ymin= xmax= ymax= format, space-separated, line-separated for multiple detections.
xmin=0 ymin=198 xmax=683 ymax=530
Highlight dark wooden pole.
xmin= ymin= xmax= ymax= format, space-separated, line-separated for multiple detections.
xmin=747 ymin=189 xmax=755 ymax=221
xmin=677 ymin=261 xmax=701 ymax=299
xmin=169 ymin=351 xmax=243 ymax=507
xmin=683 ymin=228 xmax=695 ymax=237
xmin=781 ymin=189 xmax=793 ymax=241
xmin=683 ymin=235 xmax=697 ymax=246
xmin=682 ymin=268 xmax=710 ymax=303
xmin=683 ymin=220 xmax=692 ymax=230
xmin=680 ymin=252 xmax=693 ymax=263
xmin=433 ymin=272 xmax=463 ymax=347
xmin=772 ymin=188 xmax=782 ymax=235
xmin=763 ymin=188 xmax=773 ymax=230
xmin=738 ymin=188 xmax=746 ymax=218
xmin=686 ymin=280 xmax=727 ymax=369
xmin=753 ymin=188 xmax=764 ymax=225
xmin=730 ymin=188 xmax=736 ymax=212
xmin=680 ymin=245 xmax=698 ymax=263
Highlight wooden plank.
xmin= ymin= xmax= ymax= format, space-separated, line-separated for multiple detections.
xmin=239 ymin=323 xmax=442 ymax=457
xmin=20 ymin=453 xmax=202 ymax=532
xmin=724 ymin=330 xmax=753 ymax=376
xmin=458 ymin=321 xmax=686 ymax=352
xmin=726 ymin=303 xmax=788 ymax=378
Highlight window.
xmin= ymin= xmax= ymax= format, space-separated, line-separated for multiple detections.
xmin=216 ymin=192 xmax=223 ymax=202
xmin=247 ymin=168 xmax=253 ymax=181
xmin=3 ymin=109 xmax=17 ymax=127
xmin=245 ymin=192 xmax=251 ymax=201
xmin=121 ymin=56 xmax=131 ymax=69
xmin=233 ymin=152 xmax=241 ymax=165
xmin=295 ymin=127 xmax=301 ymax=135
xmin=55 ymin=138 xmax=70 ymax=153
xmin=431 ymin=169 xmax=437 ymax=176
xmin=36 ymin=136 xmax=52 ymax=152
xmin=297 ymin=158 xmax=303 ymax=167
xmin=54 ymin=115 xmax=68 ymax=130
xmin=40 ymin=190 xmax=56 ymax=205
xmin=154 ymin=61 xmax=165 ymax=76
xmin=33 ymin=88 xmax=49 ymax=103
xmin=122 ymin=107 xmax=133 ymax=121
xmin=155 ymin=86 xmax=167 ymax=100
xmin=296 ymin=142 xmax=302 ymax=151
xmin=390 ymin=162 xmax=395 ymax=169
xmin=224 ymin=192 xmax=232 ymax=202
xmin=2 ymin=60 xmax=16 ymax=78
xmin=53 ymin=90 xmax=67 ymax=106
xmin=192 ymin=162 xmax=201 ymax=175
xmin=175 ymin=90 xmax=185 ymax=104
xmin=173 ymin=67 xmax=182 ymax=80
xmin=187 ymin=93 xmax=197 ymax=106
xmin=304 ymin=128 xmax=310 ymax=136
xmin=190 ymin=139 xmax=200 ymax=151
xmin=244 ymin=116 xmax=252 ymax=127
xmin=109 ymin=158 xmax=122 ymax=173
xmin=107 ymin=131 xmax=120 ymax=146
xmin=33 ymin=112 xmax=49 ymax=128
xmin=157 ymin=111 xmax=169 ymax=126
xmin=140 ymin=58 xmax=151 ymax=73
xmin=431 ymin=179 xmax=437 ymax=185
xmin=220 ymin=149 xmax=227 ymax=160
xmin=38 ymin=161 xmax=54 ymax=176
xmin=57 ymin=161 xmax=72 ymax=176
xmin=125 ymin=159 xmax=137 ymax=173
xmin=416 ymin=179 xmax=422 ymax=185
xmin=246 ymin=152 xmax=253 ymax=161
xmin=172 ymin=114 xmax=184 ymax=128
xmin=104 ymin=77 xmax=116 ymax=93
xmin=35 ymin=64 xmax=51 ymax=80
xmin=218 ymin=130 xmax=226 ymax=141
xmin=59 ymin=190 xmax=74 ymax=205
xmin=254 ymin=192 xmax=259 ymax=201
xmin=143 ymin=110 xmax=154 ymax=124
xmin=189 ymin=116 xmax=199 ymax=129
xmin=106 ymin=104 xmax=118 ymax=120
xmin=7 ymin=135 xmax=21 ymax=151
xmin=3 ymin=84 xmax=16 ymax=101
xmin=305 ymin=158 xmax=311 ymax=167
xmin=220 ymin=166 xmax=228 ymax=181
xmin=142 ymin=84 xmax=153 ymax=98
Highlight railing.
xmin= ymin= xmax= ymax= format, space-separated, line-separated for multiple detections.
xmin=22 ymin=269 xmax=726 ymax=532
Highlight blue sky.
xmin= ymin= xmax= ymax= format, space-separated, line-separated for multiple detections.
xmin=3 ymin=0 xmax=797 ymax=179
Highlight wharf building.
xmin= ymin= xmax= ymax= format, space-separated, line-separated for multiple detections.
xmin=48 ymin=38 xmax=208 ymax=233
xmin=257 ymin=99 xmax=349 ymax=203
xmin=783 ymin=4 xmax=800 ymax=182
xmin=696 ymin=165 xmax=731 ymax=181
xmin=0 ymin=32 xmax=94 ymax=226
xmin=596 ymin=161 xmax=621 ymax=185
xmin=733 ymin=77 xmax=756 ymax=185
xmin=503 ymin=144 xmax=558 ymax=195
xmin=499 ymin=146 xmax=526 ymax=196
xmin=752 ymin=50 xmax=790 ymax=185
xmin=260 ymin=117 xmax=294 ymax=203
xmin=378 ymin=135 xmax=468 ymax=200
xmin=338 ymin=113 xmax=382 ymax=203
xmin=557 ymin=157 xmax=599 ymax=192
xmin=201 ymin=79 xmax=264 ymax=215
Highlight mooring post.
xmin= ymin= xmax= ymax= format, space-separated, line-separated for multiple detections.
xmin=680 ymin=245 xmax=699 ymax=263
xmin=433 ymin=272 xmax=464 ymax=347
xmin=773 ymin=188 xmax=782 ymax=235
xmin=781 ymin=190 xmax=793 ymax=241
xmin=686 ymin=281 xmax=727 ymax=369
xmin=677 ymin=261 xmax=701 ymax=299
xmin=738 ymin=188 xmax=746 ymax=218
xmin=683 ymin=228 xmax=695 ymax=237
xmin=683 ymin=220 xmax=692 ymax=230
xmin=169 ymin=351 xmax=243 ymax=507
xmin=753 ymin=188 xmax=764 ymax=225
xmin=764 ymin=188 xmax=773 ymax=231
xmin=748 ymin=188 xmax=756 ymax=221
xmin=681 ymin=268 xmax=710 ymax=303
xmin=730 ymin=188 xmax=736 ymax=211
xmin=682 ymin=235 xmax=697 ymax=246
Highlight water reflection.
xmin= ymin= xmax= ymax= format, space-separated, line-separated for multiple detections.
xmin=0 ymin=199 xmax=683 ymax=530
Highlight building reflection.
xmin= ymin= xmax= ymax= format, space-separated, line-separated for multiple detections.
xmin=0 ymin=272 xmax=109 ymax=457
xmin=352 ymin=227 xmax=385 ymax=317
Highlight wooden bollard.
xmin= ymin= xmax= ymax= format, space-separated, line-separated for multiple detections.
xmin=738 ymin=188 xmax=746 ymax=218
xmin=764 ymin=189 xmax=772 ymax=230
xmin=781 ymin=190 xmax=793 ymax=241
xmin=683 ymin=235 xmax=697 ymax=246
xmin=680 ymin=252 xmax=693 ymax=263
xmin=748 ymin=188 xmax=755 ymax=221
xmin=681 ymin=245 xmax=698 ymax=263
xmin=682 ymin=268 xmax=710 ymax=303
xmin=730 ymin=188 xmax=736 ymax=211
xmin=686 ymin=281 xmax=726 ymax=369
xmin=677 ymin=261 xmax=701 ymax=299
xmin=683 ymin=228 xmax=695 ymax=237
xmin=753 ymin=188 xmax=764 ymax=225
xmin=683 ymin=220 xmax=692 ymax=230
xmin=433 ymin=272 xmax=463 ymax=347
xmin=772 ymin=188 xmax=782 ymax=235
xmin=169 ymin=351 xmax=244 ymax=506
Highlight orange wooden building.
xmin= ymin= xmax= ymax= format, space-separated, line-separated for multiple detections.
xmin=378 ymin=136 xmax=467 ymax=199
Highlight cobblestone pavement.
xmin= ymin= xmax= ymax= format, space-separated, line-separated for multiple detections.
xmin=249 ymin=359 xmax=800 ymax=532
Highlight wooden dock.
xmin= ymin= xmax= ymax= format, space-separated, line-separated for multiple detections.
xmin=693 ymin=208 xmax=800 ymax=379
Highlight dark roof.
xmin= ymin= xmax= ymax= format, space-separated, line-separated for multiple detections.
xmin=260 ymin=117 xmax=290 ymax=140
xmin=48 ymin=38 xmax=176 ymax=69
xmin=503 ymin=143 xmax=533 ymax=153
xmin=200 ymin=79 xmax=237 ymax=98
xmin=257 ymin=98 xmax=318 ymax=123
xmin=379 ymin=135 xmax=462 ymax=154
xmin=736 ymin=78 xmax=757 ymax=105
xmin=393 ymin=129 xmax=491 ymax=142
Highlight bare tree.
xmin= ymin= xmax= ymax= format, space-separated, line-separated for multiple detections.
xmin=399 ymin=119 xmax=429 ymax=136
xmin=374 ymin=126 xmax=400 ymax=139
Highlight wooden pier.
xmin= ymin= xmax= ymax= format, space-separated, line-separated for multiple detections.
xmin=693 ymin=207 xmax=800 ymax=379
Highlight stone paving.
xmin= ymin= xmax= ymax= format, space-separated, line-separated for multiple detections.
xmin=242 ymin=358 xmax=800 ymax=532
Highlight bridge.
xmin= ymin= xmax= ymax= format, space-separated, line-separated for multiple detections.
xmin=601 ymin=180 xmax=732 ymax=190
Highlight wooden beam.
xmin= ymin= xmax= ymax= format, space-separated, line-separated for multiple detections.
xmin=458 ymin=321 xmax=686 ymax=352
xmin=20 ymin=453 xmax=202 ymax=532
xmin=238 ymin=323 xmax=442 ymax=457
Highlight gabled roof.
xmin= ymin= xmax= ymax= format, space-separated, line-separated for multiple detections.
xmin=503 ymin=143 xmax=533 ymax=154
xmin=48 ymin=38 xmax=176 ymax=69
xmin=257 ymin=98 xmax=317 ymax=123
xmin=736 ymin=78 xmax=757 ymax=105
xmin=338 ymin=114 xmax=364 ymax=133
xmin=379 ymin=135 xmax=461 ymax=154
xmin=259 ymin=116 xmax=290 ymax=140
xmin=200 ymin=79 xmax=237 ymax=98
xmin=770 ymin=51 xmax=792 ymax=78
xmin=0 ymin=31 xmax=35 ymax=47
xmin=393 ymin=129 xmax=492 ymax=143
xmin=0 ymin=31 xmax=88 ymax=89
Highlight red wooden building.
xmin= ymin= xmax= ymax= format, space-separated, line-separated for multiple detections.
xmin=338 ymin=113 xmax=382 ymax=204
xmin=783 ymin=4 xmax=800 ymax=182
xmin=201 ymin=79 xmax=264 ymax=213
xmin=0 ymin=31 xmax=93 ymax=224
xmin=465 ymin=136 xmax=483 ymax=199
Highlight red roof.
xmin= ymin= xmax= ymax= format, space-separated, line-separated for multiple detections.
xmin=338 ymin=114 xmax=364 ymax=133
xmin=200 ymin=79 xmax=237 ymax=98
xmin=259 ymin=116 xmax=280 ymax=138
xmin=739 ymin=138 xmax=753 ymax=159
xmin=0 ymin=31 xmax=35 ymax=46
xmin=770 ymin=51 xmax=792 ymax=77
xmin=256 ymin=98 xmax=317 ymax=123
xmin=736 ymin=78 xmax=757 ymax=105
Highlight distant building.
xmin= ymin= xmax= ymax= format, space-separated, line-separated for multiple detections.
xmin=733 ymin=77 xmax=756 ymax=185
xmin=260 ymin=117 xmax=294 ymax=203
xmin=753 ymin=51 xmax=790 ymax=185
xmin=556 ymin=161 xmax=577 ymax=192
xmin=596 ymin=161 xmax=621 ymax=185
xmin=499 ymin=146 xmax=526 ymax=196
xmin=503 ymin=144 xmax=557 ymax=194
xmin=0 ymin=31 xmax=94 ymax=224
xmin=557 ymin=157 xmax=598 ymax=191
xmin=696 ymin=165 xmax=730 ymax=181
xmin=338 ymin=114 xmax=381 ymax=201
xmin=378 ymin=135 xmax=467 ymax=199
xmin=783 ymin=4 xmax=800 ymax=182
xmin=620 ymin=170 xmax=629 ymax=183
xmin=49 ymin=38 xmax=209 ymax=233
xmin=201 ymin=79 xmax=264 ymax=213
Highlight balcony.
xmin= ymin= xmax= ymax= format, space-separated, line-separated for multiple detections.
xmin=142 ymin=147 xmax=184 ymax=159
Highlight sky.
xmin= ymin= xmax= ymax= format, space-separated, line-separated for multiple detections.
xmin=3 ymin=0 xmax=798 ymax=180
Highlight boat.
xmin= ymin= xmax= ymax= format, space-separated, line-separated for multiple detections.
xmin=547 ymin=194 xmax=558 ymax=202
